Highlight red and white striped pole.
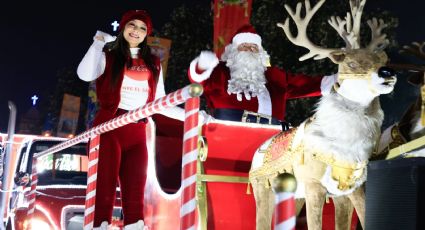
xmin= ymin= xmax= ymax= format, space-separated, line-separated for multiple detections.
xmin=33 ymin=84 xmax=198 ymax=160
xmin=25 ymin=84 xmax=201 ymax=229
xmin=180 ymin=84 xmax=203 ymax=230
xmin=83 ymin=134 xmax=100 ymax=230
xmin=272 ymin=173 xmax=297 ymax=230
xmin=26 ymin=158 xmax=38 ymax=218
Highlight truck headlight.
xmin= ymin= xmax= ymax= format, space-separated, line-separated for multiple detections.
xmin=24 ymin=218 xmax=52 ymax=230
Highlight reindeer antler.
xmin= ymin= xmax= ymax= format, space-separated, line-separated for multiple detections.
xmin=328 ymin=0 xmax=365 ymax=49
xmin=328 ymin=15 xmax=356 ymax=49
xmin=277 ymin=0 xmax=338 ymax=61
xmin=366 ymin=18 xmax=389 ymax=51
xmin=348 ymin=0 xmax=365 ymax=46
xmin=278 ymin=0 xmax=389 ymax=62
xmin=400 ymin=41 xmax=425 ymax=60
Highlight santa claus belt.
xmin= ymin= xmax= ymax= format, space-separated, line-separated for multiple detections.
xmin=213 ymin=108 xmax=281 ymax=125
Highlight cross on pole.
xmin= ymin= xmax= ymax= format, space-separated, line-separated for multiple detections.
xmin=31 ymin=95 xmax=38 ymax=106
xmin=111 ymin=20 xmax=119 ymax=32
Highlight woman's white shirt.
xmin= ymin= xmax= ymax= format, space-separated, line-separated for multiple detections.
xmin=77 ymin=33 xmax=185 ymax=121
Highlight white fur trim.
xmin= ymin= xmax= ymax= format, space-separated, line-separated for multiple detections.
xmin=124 ymin=220 xmax=145 ymax=230
xmin=320 ymin=73 xmax=337 ymax=96
xmin=257 ymin=91 xmax=272 ymax=115
xmin=93 ymin=221 xmax=109 ymax=230
xmin=232 ymin=32 xmax=262 ymax=47
xmin=189 ymin=57 xmax=214 ymax=83
xmin=320 ymin=166 xmax=366 ymax=196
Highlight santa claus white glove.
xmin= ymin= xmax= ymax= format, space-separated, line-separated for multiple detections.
xmin=94 ymin=30 xmax=117 ymax=43
xmin=189 ymin=51 xmax=219 ymax=83
xmin=198 ymin=110 xmax=214 ymax=125
xmin=198 ymin=51 xmax=219 ymax=70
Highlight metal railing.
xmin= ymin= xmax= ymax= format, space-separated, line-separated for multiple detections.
xmin=0 ymin=101 xmax=17 ymax=230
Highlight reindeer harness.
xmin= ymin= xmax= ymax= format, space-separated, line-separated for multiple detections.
xmin=249 ymin=118 xmax=368 ymax=193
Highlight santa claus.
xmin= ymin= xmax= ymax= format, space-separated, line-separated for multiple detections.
xmin=189 ymin=24 xmax=335 ymax=127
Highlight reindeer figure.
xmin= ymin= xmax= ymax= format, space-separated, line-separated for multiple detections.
xmin=249 ymin=0 xmax=397 ymax=229
xmin=378 ymin=41 xmax=425 ymax=158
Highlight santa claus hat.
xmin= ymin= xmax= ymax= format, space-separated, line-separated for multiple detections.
xmin=231 ymin=24 xmax=262 ymax=48
xmin=119 ymin=10 xmax=153 ymax=35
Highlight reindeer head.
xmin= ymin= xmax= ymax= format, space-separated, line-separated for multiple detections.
xmin=278 ymin=0 xmax=396 ymax=105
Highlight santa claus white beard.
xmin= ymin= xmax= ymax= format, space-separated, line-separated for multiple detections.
xmin=224 ymin=50 xmax=268 ymax=101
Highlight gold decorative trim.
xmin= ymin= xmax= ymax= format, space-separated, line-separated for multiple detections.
xmin=195 ymin=128 xmax=250 ymax=229
xmin=249 ymin=139 xmax=302 ymax=186
xmin=311 ymin=153 xmax=367 ymax=170
xmin=375 ymin=124 xmax=406 ymax=157
xmin=196 ymin=149 xmax=208 ymax=230
xmin=198 ymin=135 xmax=208 ymax=162
xmin=387 ymin=134 xmax=425 ymax=159
xmin=263 ymin=128 xmax=297 ymax=163
xmin=198 ymin=174 xmax=249 ymax=183
xmin=312 ymin=153 xmax=367 ymax=191
xmin=249 ymin=124 xmax=368 ymax=191
xmin=242 ymin=110 xmax=273 ymax=124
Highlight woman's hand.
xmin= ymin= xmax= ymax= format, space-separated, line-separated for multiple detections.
xmin=94 ymin=35 xmax=105 ymax=42
xmin=94 ymin=31 xmax=116 ymax=43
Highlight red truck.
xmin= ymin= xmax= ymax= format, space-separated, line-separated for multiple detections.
xmin=2 ymin=135 xmax=123 ymax=230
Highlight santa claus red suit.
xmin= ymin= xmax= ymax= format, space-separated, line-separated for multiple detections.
xmin=77 ymin=10 xmax=184 ymax=230
xmin=189 ymin=25 xmax=335 ymax=126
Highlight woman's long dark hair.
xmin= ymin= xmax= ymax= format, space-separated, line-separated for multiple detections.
xmin=104 ymin=32 xmax=158 ymax=87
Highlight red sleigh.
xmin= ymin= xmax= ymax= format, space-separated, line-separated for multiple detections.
xmin=10 ymin=84 xmax=359 ymax=229
xmin=147 ymin=114 xmax=359 ymax=230
xmin=145 ymin=114 xmax=281 ymax=229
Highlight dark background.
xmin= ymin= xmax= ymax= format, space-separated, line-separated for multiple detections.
xmin=0 ymin=0 xmax=424 ymax=133
xmin=0 ymin=0 xmax=210 ymax=132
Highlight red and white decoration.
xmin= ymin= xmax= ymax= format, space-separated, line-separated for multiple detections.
xmin=26 ymin=158 xmax=38 ymax=216
xmin=29 ymin=84 xmax=200 ymax=229
xmin=83 ymin=135 xmax=100 ymax=230
xmin=180 ymin=97 xmax=200 ymax=230
xmin=274 ymin=191 xmax=296 ymax=230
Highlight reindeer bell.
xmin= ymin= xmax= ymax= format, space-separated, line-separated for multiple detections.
xmin=272 ymin=173 xmax=297 ymax=193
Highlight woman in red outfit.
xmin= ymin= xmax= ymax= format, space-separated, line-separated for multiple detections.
xmin=77 ymin=10 xmax=184 ymax=229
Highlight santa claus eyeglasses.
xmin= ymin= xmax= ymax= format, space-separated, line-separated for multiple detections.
xmin=237 ymin=43 xmax=259 ymax=53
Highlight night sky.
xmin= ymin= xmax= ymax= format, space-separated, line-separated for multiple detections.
xmin=0 ymin=0 xmax=424 ymax=133
xmin=0 ymin=0 xmax=209 ymax=132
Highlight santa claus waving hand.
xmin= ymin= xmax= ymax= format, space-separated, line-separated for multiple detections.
xmin=189 ymin=24 xmax=335 ymax=129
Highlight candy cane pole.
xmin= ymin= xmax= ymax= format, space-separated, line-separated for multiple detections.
xmin=180 ymin=84 xmax=203 ymax=230
xmin=83 ymin=134 xmax=100 ymax=230
xmin=33 ymin=84 xmax=199 ymax=160
xmin=26 ymin=158 xmax=38 ymax=220
xmin=26 ymin=84 xmax=201 ymax=229
xmin=272 ymin=173 xmax=297 ymax=230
